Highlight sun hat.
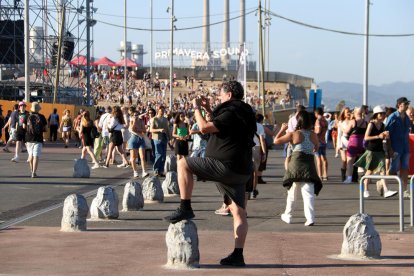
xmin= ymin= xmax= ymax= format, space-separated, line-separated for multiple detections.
xmin=372 ymin=105 xmax=386 ymax=115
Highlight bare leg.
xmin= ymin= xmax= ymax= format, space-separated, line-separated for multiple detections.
xmin=32 ymin=157 xmax=39 ymax=173
xmin=228 ymin=201 xmax=248 ymax=249
xmin=177 ymin=158 xmax=194 ymax=199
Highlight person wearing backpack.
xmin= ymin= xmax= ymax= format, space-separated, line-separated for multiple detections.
xmin=25 ymin=102 xmax=47 ymax=178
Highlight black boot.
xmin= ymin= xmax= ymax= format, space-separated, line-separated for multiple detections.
xmin=341 ymin=168 xmax=346 ymax=181
xmin=352 ymin=166 xmax=359 ymax=183
xmin=258 ymin=176 xmax=267 ymax=184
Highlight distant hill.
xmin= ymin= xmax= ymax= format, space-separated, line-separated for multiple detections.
xmin=318 ymin=81 xmax=414 ymax=111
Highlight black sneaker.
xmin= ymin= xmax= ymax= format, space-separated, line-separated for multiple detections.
xmin=258 ymin=177 xmax=267 ymax=184
xmin=220 ymin=253 xmax=245 ymax=267
xmin=164 ymin=207 xmax=195 ymax=224
xmin=252 ymin=189 xmax=259 ymax=198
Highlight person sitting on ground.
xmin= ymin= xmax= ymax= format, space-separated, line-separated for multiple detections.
xmin=164 ymin=81 xmax=256 ymax=267
xmin=274 ymin=110 xmax=322 ymax=227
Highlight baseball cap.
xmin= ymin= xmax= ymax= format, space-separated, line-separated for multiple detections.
xmin=396 ymin=97 xmax=410 ymax=106
xmin=18 ymin=101 xmax=26 ymax=106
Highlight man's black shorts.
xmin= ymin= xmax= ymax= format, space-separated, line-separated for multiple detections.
xmin=186 ymin=157 xmax=252 ymax=209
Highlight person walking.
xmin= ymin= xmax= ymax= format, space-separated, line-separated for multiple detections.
xmin=385 ymin=97 xmax=411 ymax=198
xmin=354 ymin=105 xmax=398 ymax=198
xmin=79 ymin=110 xmax=100 ymax=169
xmin=172 ymin=112 xmax=190 ymax=160
xmin=164 ymin=81 xmax=256 ymax=267
xmin=2 ymin=104 xmax=18 ymax=153
xmin=127 ymin=107 xmax=150 ymax=178
xmin=314 ymin=107 xmax=329 ymax=180
xmin=11 ymin=102 xmax=29 ymax=162
xmin=59 ymin=109 xmax=72 ymax=148
xmin=25 ymin=102 xmax=47 ymax=178
xmin=103 ymin=106 xmax=129 ymax=168
xmin=150 ymin=106 xmax=170 ymax=177
xmin=48 ymin=108 xmax=59 ymax=142
xmin=274 ymin=110 xmax=322 ymax=227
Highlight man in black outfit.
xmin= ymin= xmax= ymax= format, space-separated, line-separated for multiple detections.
xmin=164 ymin=81 xmax=256 ymax=267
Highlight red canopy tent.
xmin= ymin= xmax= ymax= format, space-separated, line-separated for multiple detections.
xmin=93 ymin=56 xmax=116 ymax=66
xmin=68 ymin=55 xmax=88 ymax=66
xmin=115 ymin=58 xmax=139 ymax=67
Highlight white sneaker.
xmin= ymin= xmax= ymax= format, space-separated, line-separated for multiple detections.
xmin=335 ymin=153 xmax=339 ymax=158
xmin=142 ymin=171 xmax=149 ymax=178
xmin=11 ymin=156 xmax=19 ymax=163
xmin=384 ymin=190 xmax=398 ymax=198
xmin=91 ymin=164 xmax=100 ymax=169
xmin=281 ymin=213 xmax=291 ymax=224
xmin=304 ymin=221 xmax=315 ymax=226
xmin=343 ymin=177 xmax=353 ymax=184
xmin=117 ymin=163 xmax=129 ymax=168
xmin=363 ymin=191 xmax=370 ymax=198
xmin=403 ymin=190 xmax=411 ymax=199
xmin=133 ymin=171 xmax=139 ymax=178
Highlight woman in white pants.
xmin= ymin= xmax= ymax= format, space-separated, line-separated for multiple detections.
xmin=274 ymin=110 xmax=322 ymax=226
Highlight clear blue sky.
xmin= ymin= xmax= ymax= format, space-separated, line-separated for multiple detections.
xmin=89 ymin=0 xmax=413 ymax=86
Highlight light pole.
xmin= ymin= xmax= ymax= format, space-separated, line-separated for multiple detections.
xmin=24 ymin=0 xmax=30 ymax=102
xmin=86 ymin=0 xmax=91 ymax=105
xmin=168 ymin=0 xmax=175 ymax=110
xmin=124 ymin=0 xmax=128 ymax=96
xmin=150 ymin=0 xmax=153 ymax=86
xmin=363 ymin=0 xmax=370 ymax=106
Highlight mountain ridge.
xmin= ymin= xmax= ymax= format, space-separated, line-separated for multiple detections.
xmin=318 ymin=81 xmax=414 ymax=111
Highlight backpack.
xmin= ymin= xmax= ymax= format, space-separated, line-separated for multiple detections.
xmin=27 ymin=113 xmax=43 ymax=136
xmin=91 ymin=125 xmax=99 ymax=139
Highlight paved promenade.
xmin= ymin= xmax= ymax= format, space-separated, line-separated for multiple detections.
xmin=0 ymin=142 xmax=413 ymax=275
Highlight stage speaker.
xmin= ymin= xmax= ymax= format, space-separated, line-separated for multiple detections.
xmin=0 ymin=20 xmax=24 ymax=64
xmin=63 ymin=32 xmax=74 ymax=61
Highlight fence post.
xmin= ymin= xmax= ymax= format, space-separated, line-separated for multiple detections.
xmin=359 ymin=175 xmax=404 ymax=232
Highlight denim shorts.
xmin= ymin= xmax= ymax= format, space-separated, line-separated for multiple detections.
xmin=127 ymin=134 xmax=145 ymax=150
xmin=390 ymin=151 xmax=410 ymax=173
xmin=315 ymin=143 xmax=327 ymax=157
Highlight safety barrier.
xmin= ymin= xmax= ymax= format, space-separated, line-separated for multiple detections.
xmin=359 ymin=175 xmax=407 ymax=232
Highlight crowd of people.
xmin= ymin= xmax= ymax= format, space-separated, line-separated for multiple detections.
xmin=1 ymin=77 xmax=413 ymax=267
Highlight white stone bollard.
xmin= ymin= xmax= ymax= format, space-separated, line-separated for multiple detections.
xmin=162 ymin=171 xmax=180 ymax=196
xmin=90 ymin=186 xmax=119 ymax=219
xmin=165 ymin=220 xmax=200 ymax=269
xmin=61 ymin=194 xmax=89 ymax=232
xmin=142 ymin=176 xmax=164 ymax=202
xmin=164 ymin=154 xmax=177 ymax=172
xmin=73 ymin=158 xmax=90 ymax=178
xmin=122 ymin=181 xmax=144 ymax=211
xmin=340 ymin=213 xmax=382 ymax=259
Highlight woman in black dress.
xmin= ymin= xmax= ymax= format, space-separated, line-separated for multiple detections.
xmin=80 ymin=110 xmax=100 ymax=169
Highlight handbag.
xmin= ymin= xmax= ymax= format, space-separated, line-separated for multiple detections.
xmin=143 ymin=134 xmax=152 ymax=149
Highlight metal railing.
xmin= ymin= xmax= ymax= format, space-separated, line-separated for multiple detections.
xmin=359 ymin=175 xmax=406 ymax=232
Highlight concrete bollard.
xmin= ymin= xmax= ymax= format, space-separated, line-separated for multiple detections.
xmin=122 ymin=181 xmax=144 ymax=211
xmin=142 ymin=176 xmax=164 ymax=202
xmin=162 ymin=171 xmax=180 ymax=196
xmin=165 ymin=220 xmax=200 ymax=269
xmin=73 ymin=158 xmax=90 ymax=178
xmin=164 ymin=154 xmax=177 ymax=172
xmin=61 ymin=194 xmax=89 ymax=232
xmin=340 ymin=213 xmax=382 ymax=259
xmin=90 ymin=186 xmax=119 ymax=219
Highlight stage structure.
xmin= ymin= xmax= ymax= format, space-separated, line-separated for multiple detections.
xmin=0 ymin=0 xmax=91 ymax=104
xmin=154 ymin=41 xmax=256 ymax=71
